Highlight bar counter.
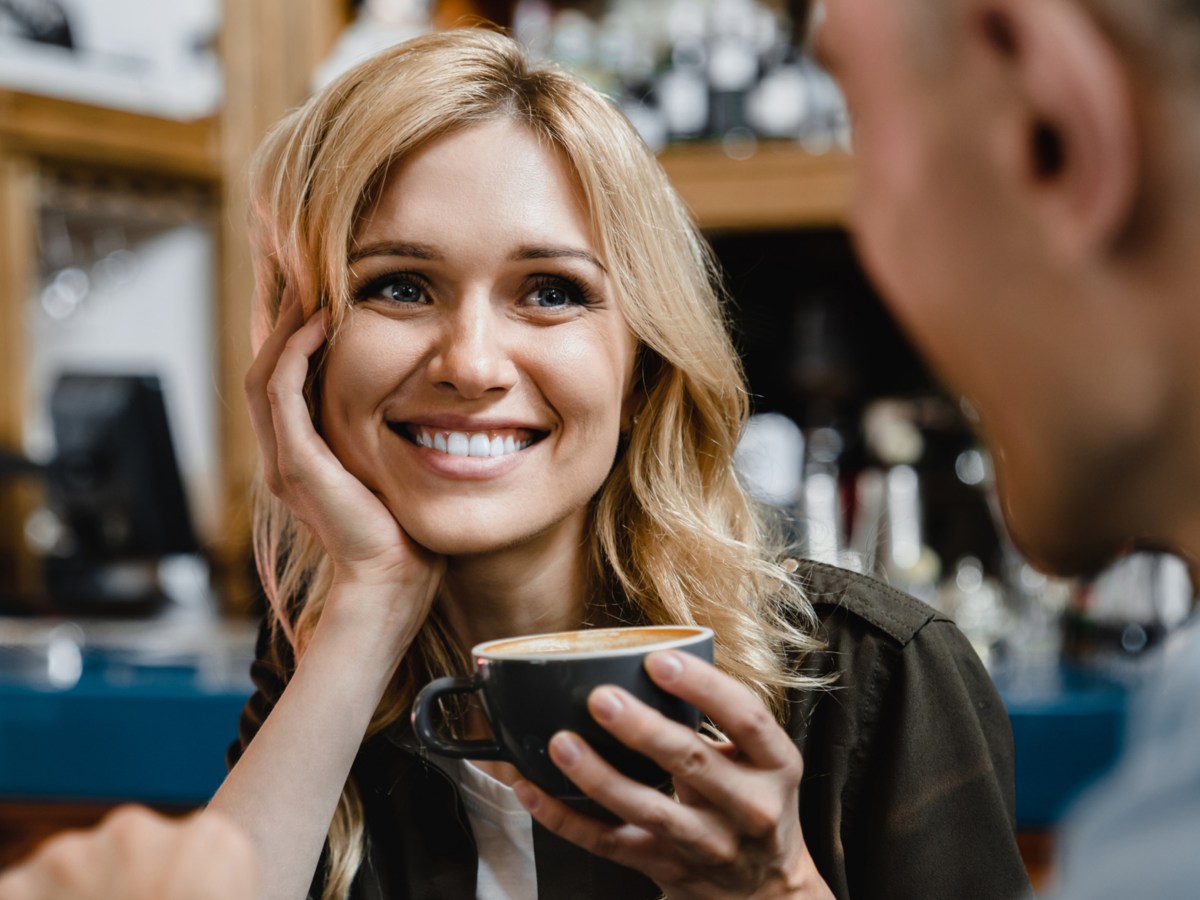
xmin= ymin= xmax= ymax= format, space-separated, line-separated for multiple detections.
xmin=0 ymin=614 xmax=1129 ymax=863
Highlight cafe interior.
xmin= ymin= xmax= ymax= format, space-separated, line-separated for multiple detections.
xmin=0 ymin=0 xmax=1187 ymax=889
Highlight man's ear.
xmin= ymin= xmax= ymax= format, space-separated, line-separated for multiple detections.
xmin=974 ymin=0 xmax=1139 ymax=263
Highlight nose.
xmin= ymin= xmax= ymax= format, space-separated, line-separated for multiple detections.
xmin=427 ymin=294 xmax=517 ymax=399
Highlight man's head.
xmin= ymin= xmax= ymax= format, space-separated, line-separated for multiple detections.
xmin=814 ymin=0 xmax=1200 ymax=576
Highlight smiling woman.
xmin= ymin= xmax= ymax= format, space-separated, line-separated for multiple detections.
xmin=211 ymin=27 xmax=1029 ymax=900
xmin=320 ymin=120 xmax=637 ymax=559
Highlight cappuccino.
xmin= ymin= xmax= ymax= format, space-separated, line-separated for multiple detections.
xmin=483 ymin=626 xmax=702 ymax=657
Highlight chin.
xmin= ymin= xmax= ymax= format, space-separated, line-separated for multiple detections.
xmin=1009 ymin=526 xmax=1127 ymax=580
xmin=999 ymin=485 xmax=1131 ymax=580
xmin=401 ymin=522 xmax=521 ymax=558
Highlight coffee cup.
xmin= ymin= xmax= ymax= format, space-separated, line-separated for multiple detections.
xmin=411 ymin=625 xmax=714 ymax=799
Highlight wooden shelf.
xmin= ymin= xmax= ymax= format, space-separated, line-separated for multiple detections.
xmin=0 ymin=91 xmax=219 ymax=182
xmin=658 ymin=141 xmax=853 ymax=232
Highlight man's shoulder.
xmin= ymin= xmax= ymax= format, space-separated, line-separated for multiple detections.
xmin=793 ymin=559 xmax=947 ymax=648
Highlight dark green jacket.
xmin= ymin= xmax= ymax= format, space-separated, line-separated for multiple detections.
xmin=230 ymin=561 xmax=1029 ymax=899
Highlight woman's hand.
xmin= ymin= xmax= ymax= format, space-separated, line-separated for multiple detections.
xmin=513 ymin=651 xmax=834 ymax=900
xmin=243 ymin=288 xmax=443 ymax=609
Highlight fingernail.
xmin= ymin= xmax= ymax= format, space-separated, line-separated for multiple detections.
xmin=513 ymin=780 xmax=541 ymax=811
xmin=647 ymin=651 xmax=684 ymax=681
xmin=550 ymin=732 xmax=581 ymax=767
xmin=590 ymin=687 xmax=624 ymax=723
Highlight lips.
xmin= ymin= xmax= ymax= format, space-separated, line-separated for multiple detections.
xmin=391 ymin=423 xmax=545 ymax=459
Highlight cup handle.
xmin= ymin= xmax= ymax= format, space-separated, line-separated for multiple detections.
xmin=411 ymin=674 xmax=507 ymax=760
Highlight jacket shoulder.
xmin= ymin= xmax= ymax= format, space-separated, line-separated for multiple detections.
xmin=793 ymin=560 xmax=945 ymax=648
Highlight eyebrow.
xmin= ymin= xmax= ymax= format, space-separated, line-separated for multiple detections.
xmin=348 ymin=241 xmax=442 ymax=264
xmin=512 ymin=246 xmax=607 ymax=274
xmin=348 ymin=241 xmax=608 ymax=274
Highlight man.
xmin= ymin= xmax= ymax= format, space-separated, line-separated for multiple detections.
xmin=0 ymin=807 xmax=257 ymax=900
xmin=813 ymin=0 xmax=1200 ymax=894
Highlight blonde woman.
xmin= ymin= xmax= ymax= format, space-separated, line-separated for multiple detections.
xmin=213 ymin=28 xmax=1028 ymax=900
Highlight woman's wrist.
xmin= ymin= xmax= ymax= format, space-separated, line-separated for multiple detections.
xmin=309 ymin=581 xmax=432 ymax=683
xmin=781 ymin=851 xmax=835 ymax=900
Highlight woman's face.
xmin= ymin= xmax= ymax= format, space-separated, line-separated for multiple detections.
xmin=320 ymin=119 xmax=640 ymax=558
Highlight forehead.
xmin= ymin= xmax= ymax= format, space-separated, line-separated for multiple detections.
xmin=355 ymin=120 xmax=596 ymax=250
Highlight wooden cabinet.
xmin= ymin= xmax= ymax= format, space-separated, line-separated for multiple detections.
xmin=0 ymin=1 xmax=346 ymax=610
xmin=660 ymin=143 xmax=852 ymax=232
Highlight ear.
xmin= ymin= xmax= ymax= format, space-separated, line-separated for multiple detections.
xmin=975 ymin=0 xmax=1139 ymax=263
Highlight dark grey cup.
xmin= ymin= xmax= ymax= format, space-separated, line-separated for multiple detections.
xmin=411 ymin=625 xmax=714 ymax=800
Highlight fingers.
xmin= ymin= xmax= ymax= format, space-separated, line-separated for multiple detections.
xmin=559 ymin=730 xmax=766 ymax=869
xmin=644 ymin=651 xmax=799 ymax=772
xmin=0 ymin=829 xmax=95 ymax=899
xmin=516 ymin=658 xmax=817 ymax=897
xmin=558 ymin=698 xmax=785 ymax=843
xmin=573 ymin=659 xmax=802 ymax=837
xmin=0 ymin=807 xmax=163 ymax=900
xmin=512 ymin=781 xmax=688 ymax=881
xmin=266 ymin=309 xmax=331 ymax=484
xmin=244 ymin=285 xmax=329 ymax=497
xmin=0 ymin=808 xmax=258 ymax=900
xmin=244 ymin=287 xmax=307 ymax=483
xmin=163 ymin=811 xmax=258 ymax=900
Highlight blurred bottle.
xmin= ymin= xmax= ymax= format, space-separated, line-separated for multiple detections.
xmin=847 ymin=401 xmax=941 ymax=600
xmin=510 ymin=0 xmax=848 ymax=148
xmin=797 ymin=426 xmax=845 ymax=567
xmin=734 ymin=411 xmax=805 ymax=509
xmin=1064 ymin=552 xmax=1193 ymax=667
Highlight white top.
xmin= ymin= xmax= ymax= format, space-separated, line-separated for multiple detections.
xmin=430 ymin=756 xmax=538 ymax=899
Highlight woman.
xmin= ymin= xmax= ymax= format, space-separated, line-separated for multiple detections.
xmin=214 ymin=27 xmax=1028 ymax=900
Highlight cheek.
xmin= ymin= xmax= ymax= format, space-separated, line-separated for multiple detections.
xmin=319 ymin=324 xmax=415 ymax=432
xmin=537 ymin=327 xmax=637 ymax=428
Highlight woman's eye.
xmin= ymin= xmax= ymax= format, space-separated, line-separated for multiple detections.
xmin=352 ymin=274 xmax=431 ymax=306
xmin=533 ymin=285 xmax=571 ymax=307
xmin=526 ymin=277 xmax=594 ymax=310
xmin=381 ymin=281 xmax=426 ymax=304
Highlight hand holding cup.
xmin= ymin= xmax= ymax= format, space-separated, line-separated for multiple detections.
xmin=412 ymin=625 xmax=714 ymax=802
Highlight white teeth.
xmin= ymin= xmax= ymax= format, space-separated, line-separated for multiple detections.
xmin=468 ymin=433 xmax=491 ymax=457
xmin=410 ymin=427 xmax=533 ymax=459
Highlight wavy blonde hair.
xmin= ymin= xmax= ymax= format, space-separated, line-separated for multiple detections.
xmin=246 ymin=27 xmax=825 ymax=899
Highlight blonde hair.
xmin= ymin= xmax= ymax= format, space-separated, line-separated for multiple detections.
xmin=247 ymin=27 xmax=824 ymax=899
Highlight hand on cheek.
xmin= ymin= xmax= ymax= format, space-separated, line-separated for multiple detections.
xmin=244 ymin=286 xmax=444 ymax=622
xmin=512 ymin=652 xmax=835 ymax=899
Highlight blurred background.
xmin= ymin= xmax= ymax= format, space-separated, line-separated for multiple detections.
xmin=0 ymin=0 xmax=1186 ymax=885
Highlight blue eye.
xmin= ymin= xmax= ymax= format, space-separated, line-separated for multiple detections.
xmin=352 ymin=273 xmax=431 ymax=306
xmin=384 ymin=281 xmax=425 ymax=303
xmin=526 ymin=275 xmax=595 ymax=310
xmin=533 ymin=285 xmax=570 ymax=307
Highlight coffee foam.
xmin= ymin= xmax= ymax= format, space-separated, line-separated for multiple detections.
xmin=484 ymin=626 xmax=702 ymax=657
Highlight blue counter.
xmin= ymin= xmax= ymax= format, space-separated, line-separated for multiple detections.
xmin=0 ymin=620 xmax=1131 ymax=825
xmin=0 ymin=615 xmax=255 ymax=806
xmin=0 ymin=667 xmax=250 ymax=805
xmin=997 ymin=664 xmax=1129 ymax=828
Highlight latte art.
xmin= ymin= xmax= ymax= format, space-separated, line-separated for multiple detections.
xmin=483 ymin=626 xmax=702 ymax=657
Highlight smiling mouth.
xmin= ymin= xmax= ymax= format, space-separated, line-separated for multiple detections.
xmin=390 ymin=424 xmax=546 ymax=459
